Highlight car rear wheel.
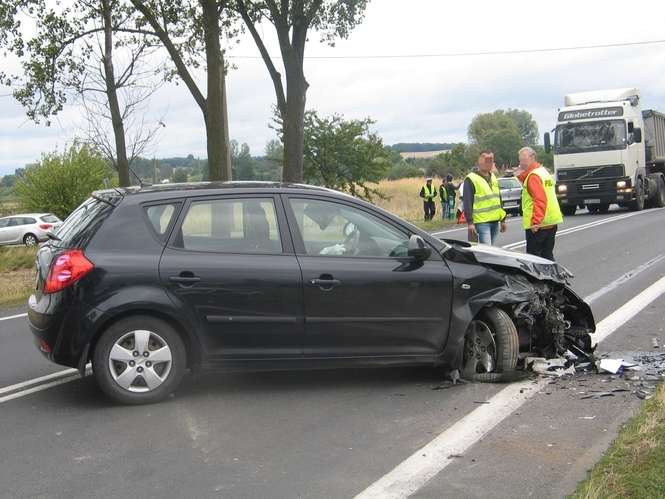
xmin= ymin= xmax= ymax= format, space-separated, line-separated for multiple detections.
xmin=93 ymin=316 xmax=186 ymax=404
xmin=463 ymin=307 xmax=519 ymax=382
xmin=23 ymin=233 xmax=38 ymax=246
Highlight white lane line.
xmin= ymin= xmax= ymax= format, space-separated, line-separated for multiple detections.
xmin=354 ymin=275 xmax=665 ymax=499
xmin=585 ymin=254 xmax=665 ymax=304
xmin=592 ymin=275 xmax=665 ymax=344
xmin=0 ymin=365 xmax=91 ymax=404
xmin=0 ymin=312 xmax=28 ymax=322
xmin=502 ymin=209 xmax=663 ymax=250
xmin=0 ymin=368 xmax=79 ymax=396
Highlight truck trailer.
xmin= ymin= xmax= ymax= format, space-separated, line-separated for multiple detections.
xmin=545 ymin=88 xmax=665 ymax=215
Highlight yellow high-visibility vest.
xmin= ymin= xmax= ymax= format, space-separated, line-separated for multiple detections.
xmin=521 ymin=166 xmax=564 ymax=229
xmin=466 ymin=172 xmax=505 ymax=223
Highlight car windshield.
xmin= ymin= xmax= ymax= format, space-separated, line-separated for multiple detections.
xmin=498 ymin=178 xmax=521 ymax=189
xmin=555 ymin=119 xmax=627 ymax=154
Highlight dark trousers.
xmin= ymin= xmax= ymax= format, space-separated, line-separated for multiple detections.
xmin=423 ymin=200 xmax=436 ymax=221
xmin=525 ymin=226 xmax=557 ymax=261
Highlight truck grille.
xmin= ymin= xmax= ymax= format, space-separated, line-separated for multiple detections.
xmin=557 ymin=165 xmax=624 ymax=181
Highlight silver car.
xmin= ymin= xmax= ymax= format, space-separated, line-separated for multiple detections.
xmin=498 ymin=177 xmax=522 ymax=216
xmin=0 ymin=213 xmax=63 ymax=246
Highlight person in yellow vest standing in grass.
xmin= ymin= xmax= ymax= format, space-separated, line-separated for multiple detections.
xmin=419 ymin=177 xmax=437 ymax=221
xmin=462 ymin=150 xmax=507 ymax=245
xmin=515 ymin=146 xmax=563 ymax=261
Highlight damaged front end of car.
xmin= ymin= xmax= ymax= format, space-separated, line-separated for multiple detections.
xmin=440 ymin=240 xmax=596 ymax=379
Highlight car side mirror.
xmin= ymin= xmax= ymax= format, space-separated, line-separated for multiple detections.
xmin=632 ymin=128 xmax=642 ymax=144
xmin=407 ymin=235 xmax=431 ymax=260
xmin=544 ymin=132 xmax=551 ymax=153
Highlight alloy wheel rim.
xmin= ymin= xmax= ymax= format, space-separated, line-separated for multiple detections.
xmin=463 ymin=320 xmax=497 ymax=375
xmin=108 ymin=330 xmax=173 ymax=393
xmin=25 ymin=235 xmax=37 ymax=246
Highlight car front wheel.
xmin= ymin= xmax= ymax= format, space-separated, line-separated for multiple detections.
xmin=93 ymin=316 xmax=186 ymax=404
xmin=463 ymin=307 xmax=519 ymax=382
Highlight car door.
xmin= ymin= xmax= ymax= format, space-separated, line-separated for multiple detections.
xmin=159 ymin=195 xmax=304 ymax=360
xmin=284 ymin=195 xmax=453 ymax=358
xmin=0 ymin=218 xmax=11 ymax=244
xmin=1 ymin=218 xmax=22 ymax=244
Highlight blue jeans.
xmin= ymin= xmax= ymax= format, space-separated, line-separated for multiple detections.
xmin=476 ymin=221 xmax=500 ymax=246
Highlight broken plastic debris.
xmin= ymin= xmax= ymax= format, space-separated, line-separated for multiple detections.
xmin=598 ymin=358 xmax=637 ymax=374
xmin=578 ymin=416 xmax=596 ymax=420
xmin=652 ymin=337 xmax=660 ymax=349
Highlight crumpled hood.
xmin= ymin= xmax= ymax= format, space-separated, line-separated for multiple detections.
xmin=442 ymin=240 xmax=574 ymax=283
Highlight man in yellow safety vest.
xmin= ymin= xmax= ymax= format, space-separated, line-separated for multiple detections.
xmin=515 ymin=147 xmax=564 ymax=261
xmin=462 ymin=150 xmax=507 ymax=245
xmin=419 ymin=177 xmax=437 ymax=221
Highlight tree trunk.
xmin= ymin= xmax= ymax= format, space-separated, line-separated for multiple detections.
xmin=101 ymin=0 xmax=130 ymax=187
xmin=202 ymin=0 xmax=232 ymax=181
xmin=282 ymin=57 xmax=308 ymax=183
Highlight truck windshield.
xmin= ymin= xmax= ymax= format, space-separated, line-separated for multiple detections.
xmin=554 ymin=120 xmax=627 ymax=154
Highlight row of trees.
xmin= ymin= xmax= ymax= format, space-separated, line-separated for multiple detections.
xmin=1 ymin=0 xmax=370 ymax=186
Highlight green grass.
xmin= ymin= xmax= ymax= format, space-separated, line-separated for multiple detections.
xmin=410 ymin=218 xmax=459 ymax=232
xmin=0 ymin=246 xmax=38 ymax=272
xmin=571 ymin=383 xmax=665 ymax=499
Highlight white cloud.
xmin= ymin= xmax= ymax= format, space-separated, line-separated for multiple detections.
xmin=3 ymin=0 xmax=665 ymax=175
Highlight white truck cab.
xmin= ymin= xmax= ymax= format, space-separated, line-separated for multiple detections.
xmin=545 ymin=88 xmax=665 ymax=215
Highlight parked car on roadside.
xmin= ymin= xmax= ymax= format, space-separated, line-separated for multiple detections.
xmin=28 ymin=183 xmax=595 ymax=404
xmin=0 ymin=213 xmax=63 ymax=246
xmin=498 ymin=176 xmax=523 ymax=215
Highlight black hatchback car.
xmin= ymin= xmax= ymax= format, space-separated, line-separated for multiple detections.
xmin=28 ymin=182 xmax=595 ymax=404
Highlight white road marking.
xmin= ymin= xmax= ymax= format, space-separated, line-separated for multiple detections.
xmin=0 ymin=365 xmax=91 ymax=404
xmin=585 ymin=254 xmax=665 ymax=304
xmin=0 ymin=312 xmax=28 ymax=322
xmin=355 ymin=274 xmax=665 ymax=499
xmin=502 ymin=209 xmax=664 ymax=250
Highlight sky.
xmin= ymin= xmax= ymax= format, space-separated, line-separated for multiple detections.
xmin=2 ymin=0 xmax=665 ymax=176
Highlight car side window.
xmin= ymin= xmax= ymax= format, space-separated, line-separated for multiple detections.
xmin=289 ymin=198 xmax=410 ymax=258
xmin=144 ymin=203 xmax=179 ymax=238
xmin=176 ymin=197 xmax=282 ymax=254
xmin=0 ymin=219 xmax=8 ymax=228
xmin=22 ymin=217 xmax=36 ymax=225
xmin=7 ymin=218 xmax=20 ymax=227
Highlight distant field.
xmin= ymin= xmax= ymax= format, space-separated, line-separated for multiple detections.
xmin=370 ymin=177 xmax=459 ymax=230
xmin=398 ymin=150 xmax=449 ymax=159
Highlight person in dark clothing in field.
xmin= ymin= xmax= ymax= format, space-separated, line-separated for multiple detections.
xmin=439 ymin=174 xmax=457 ymax=220
xmin=419 ymin=177 xmax=437 ymax=221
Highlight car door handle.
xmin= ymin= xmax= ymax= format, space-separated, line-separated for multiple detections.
xmin=169 ymin=274 xmax=201 ymax=285
xmin=310 ymin=278 xmax=341 ymax=290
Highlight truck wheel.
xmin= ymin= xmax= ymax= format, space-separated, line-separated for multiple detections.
xmin=653 ymin=177 xmax=665 ymax=208
xmin=561 ymin=205 xmax=576 ymax=217
xmin=598 ymin=203 xmax=610 ymax=214
xmin=587 ymin=205 xmax=600 ymax=214
xmin=462 ymin=307 xmax=519 ymax=383
xmin=630 ymin=179 xmax=645 ymax=211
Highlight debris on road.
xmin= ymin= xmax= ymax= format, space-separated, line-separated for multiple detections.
xmin=651 ymin=337 xmax=660 ymax=349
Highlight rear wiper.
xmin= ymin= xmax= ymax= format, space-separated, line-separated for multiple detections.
xmin=91 ymin=193 xmax=118 ymax=207
xmin=46 ymin=231 xmax=61 ymax=242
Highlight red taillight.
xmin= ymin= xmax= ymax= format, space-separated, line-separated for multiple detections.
xmin=38 ymin=338 xmax=52 ymax=353
xmin=39 ymin=223 xmax=52 ymax=230
xmin=44 ymin=249 xmax=94 ymax=294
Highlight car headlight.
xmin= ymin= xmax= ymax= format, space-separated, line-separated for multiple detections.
xmin=616 ymin=180 xmax=627 ymax=189
xmin=557 ymin=184 xmax=567 ymax=193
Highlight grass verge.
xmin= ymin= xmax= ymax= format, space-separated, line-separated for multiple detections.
xmin=0 ymin=269 xmax=34 ymax=307
xmin=0 ymin=246 xmax=37 ymax=307
xmin=571 ymin=383 xmax=665 ymax=499
xmin=0 ymin=246 xmax=38 ymax=273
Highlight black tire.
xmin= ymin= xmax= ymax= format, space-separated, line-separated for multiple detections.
xmin=587 ymin=205 xmax=600 ymax=214
xmin=23 ymin=233 xmax=38 ymax=246
xmin=92 ymin=315 xmax=186 ymax=404
xmin=629 ymin=179 xmax=645 ymax=211
xmin=462 ymin=307 xmax=519 ymax=383
xmin=653 ymin=177 xmax=665 ymax=208
xmin=561 ymin=205 xmax=576 ymax=217
xmin=598 ymin=203 xmax=610 ymax=214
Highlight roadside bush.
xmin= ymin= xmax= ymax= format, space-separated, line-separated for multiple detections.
xmin=386 ymin=163 xmax=423 ymax=180
xmin=15 ymin=143 xmax=111 ymax=220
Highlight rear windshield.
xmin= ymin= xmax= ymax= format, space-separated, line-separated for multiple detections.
xmin=41 ymin=214 xmax=60 ymax=223
xmin=53 ymin=197 xmax=114 ymax=248
xmin=499 ymin=178 xmax=521 ymax=189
